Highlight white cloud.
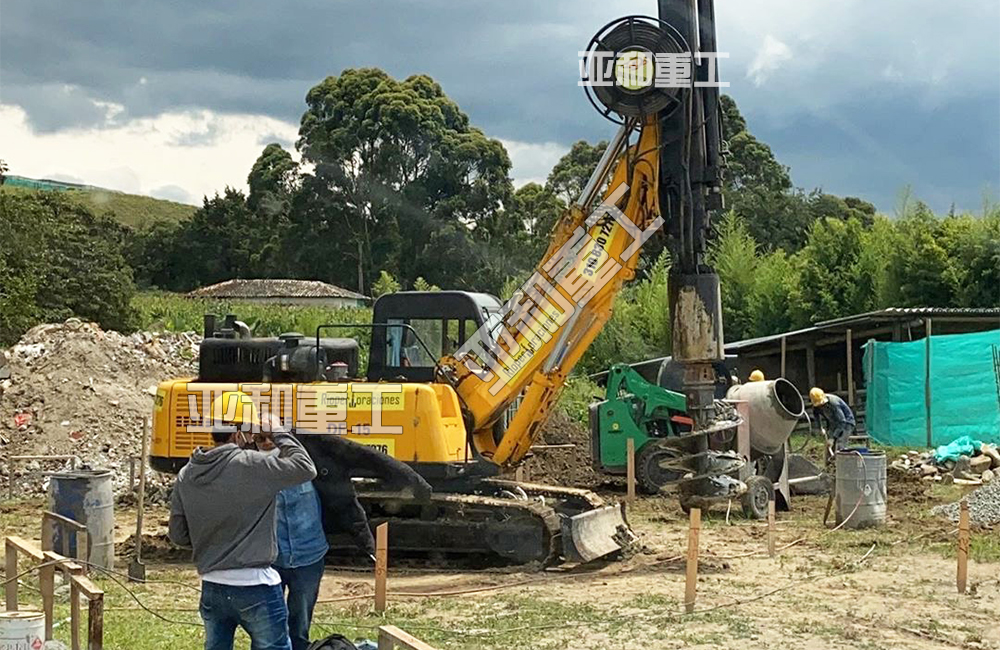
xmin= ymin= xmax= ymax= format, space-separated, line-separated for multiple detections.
xmin=499 ymin=139 xmax=568 ymax=188
xmin=747 ymin=35 xmax=793 ymax=86
xmin=0 ymin=104 xmax=299 ymax=204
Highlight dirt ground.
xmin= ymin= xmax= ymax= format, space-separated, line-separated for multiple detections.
xmin=4 ymin=468 xmax=995 ymax=650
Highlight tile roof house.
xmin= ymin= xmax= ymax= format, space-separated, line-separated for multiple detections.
xmin=188 ymin=279 xmax=371 ymax=309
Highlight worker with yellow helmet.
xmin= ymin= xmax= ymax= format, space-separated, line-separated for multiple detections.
xmin=809 ymin=387 xmax=856 ymax=457
xmin=748 ymin=369 xmax=765 ymax=382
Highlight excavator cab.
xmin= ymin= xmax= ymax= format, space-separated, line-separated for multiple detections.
xmin=366 ymin=291 xmax=501 ymax=383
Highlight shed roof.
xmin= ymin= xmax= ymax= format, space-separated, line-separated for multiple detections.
xmin=189 ymin=279 xmax=370 ymax=301
xmin=725 ymin=307 xmax=1000 ymax=352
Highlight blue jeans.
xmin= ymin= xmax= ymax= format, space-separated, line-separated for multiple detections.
xmin=276 ymin=559 xmax=326 ymax=650
xmin=199 ymin=582 xmax=291 ymax=650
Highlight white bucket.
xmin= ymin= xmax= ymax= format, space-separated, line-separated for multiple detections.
xmin=0 ymin=610 xmax=44 ymax=650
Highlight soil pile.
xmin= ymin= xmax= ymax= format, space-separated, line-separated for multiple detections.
xmin=0 ymin=318 xmax=199 ymax=496
xmin=519 ymin=411 xmax=600 ymax=488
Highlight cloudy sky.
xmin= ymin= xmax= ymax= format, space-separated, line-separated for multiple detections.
xmin=1 ymin=0 xmax=997 ymax=212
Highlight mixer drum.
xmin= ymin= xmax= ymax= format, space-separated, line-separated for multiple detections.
xmin=726 ymin=379 xmax=805 ymax=455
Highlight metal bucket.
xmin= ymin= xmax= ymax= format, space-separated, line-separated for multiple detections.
xmin=725 ymin=378 xmax=805 ymax=454
xmin=48 ymin=468 xmax=115 ymax=570
xmin=0 ymin=610 xmax=44 ymax=650
xmin=835 ymin=449 xmax=886 ymax=529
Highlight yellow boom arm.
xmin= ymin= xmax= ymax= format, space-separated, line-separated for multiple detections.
xmin=443 ymin=118 xmax=662 ymax=466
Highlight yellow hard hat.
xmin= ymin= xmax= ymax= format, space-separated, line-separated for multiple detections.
xmin=211 ymin=391 xmax=258 ymax=428
xmin=749 ymin=369 xmax=765 ymax=382
xmin=809 ymin=387 xmax=828 ymax=407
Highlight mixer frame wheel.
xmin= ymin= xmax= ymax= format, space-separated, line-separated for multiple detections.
xmin=742 ymin=475 xmax=774 ymax=520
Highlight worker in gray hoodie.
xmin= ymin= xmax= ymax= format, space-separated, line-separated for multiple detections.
xmin=169 ymin=392 xmax=316 ymax=650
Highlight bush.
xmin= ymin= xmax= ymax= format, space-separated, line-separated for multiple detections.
xmin=0 ymin=191 xmax=137 ymax=344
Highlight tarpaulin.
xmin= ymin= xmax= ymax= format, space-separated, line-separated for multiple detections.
xmin=863 ymin=329 xmax=1000 ymax=447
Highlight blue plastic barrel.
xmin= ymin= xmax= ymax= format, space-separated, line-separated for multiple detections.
xmin=48 ymin=469 xmax=115 ymax=570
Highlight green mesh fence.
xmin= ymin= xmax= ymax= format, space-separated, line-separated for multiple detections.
xmin=864 ymin=329 xmax=1000 ymax=447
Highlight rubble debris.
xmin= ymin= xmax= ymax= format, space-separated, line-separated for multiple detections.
xmin=931 ymin=478 xmax=1000 ymax=526
xmin=506 ymin=411 xmax=601 ymax=488
xmin=0 ymin=318 xmax=199 ymax=498
xmin=890 ymin=442 xmax=1000 ymax=485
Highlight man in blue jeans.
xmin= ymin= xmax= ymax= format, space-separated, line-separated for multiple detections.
xmin=170 ymin=392 xmax=315 ymax=650
xmin=260 ymin=432 xmax=433 ymax=650
xmin=271 ymin=480 xmax=328 ymax=650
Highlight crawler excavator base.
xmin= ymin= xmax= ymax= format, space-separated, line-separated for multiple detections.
xmin=338 ymin=479 xmax=633 ymax=567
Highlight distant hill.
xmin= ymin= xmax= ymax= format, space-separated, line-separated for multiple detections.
xmin=1 ymin=175 xmax=196 ymax=228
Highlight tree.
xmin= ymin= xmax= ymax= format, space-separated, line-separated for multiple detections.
xmin=0 ymin=192 xmax=136 ymax=343
xmin=546 ymin=140 xmax=608 ymax=204
xmin=708 ymin=212 xmax=759 ymax=341
xmin=791 ymin=217 xmax=871 ymax=325
xmin=247 ymin=143 xmax=298 ymax=213
xmin=371 ymin=270 xmax=401 ymax=297
xmin=296 ymin=68 xmax=514 ymax=291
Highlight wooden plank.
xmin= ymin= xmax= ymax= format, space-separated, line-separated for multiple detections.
xmin=42 ymin=513 xmax=55 ymax=552
xmin=378 ymin=625 xmax=439 ymax=650
xmin=7 ymin=535 xmax=44 ymax=561
xmin=70 ymin=574 xmax=104 ymax=600
xmin=925 ymin=318 xmax=933 ymax=447
xmin=684 ymin=507 xmax=701 ymax=614
xmin=44 ymin=510 xmax=87 ymax=533
xmin=374 ymin=522 xmax=388 ymax=614
xmin=5 ymin=539 xmax=17 ymax=611
xmin=957 ymin=500 xmax=969 ymax=594
xmin=88 ymin=595 xmax=104 ymax=650
xmin=626 ymin=438 xmax=636 ymax=503
xmin=846 ymin=328 xmax=854 ymax=406
xmin=767 ymin=500 xmax=776 ymax=557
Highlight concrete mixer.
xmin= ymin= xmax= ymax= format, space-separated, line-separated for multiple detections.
xmin=590 ymin=364 xmax=807 ymax=518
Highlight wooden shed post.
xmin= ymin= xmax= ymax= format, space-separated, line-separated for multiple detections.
xmin=925 ymin=318 xmax=933 ymax=447
xmin=846 ymin=328 xmax=854 ymax=406
xmin=806 ymin=344 xmax=816 ymax=390
xmin=780 ymin=336 xmax=787 ymax=378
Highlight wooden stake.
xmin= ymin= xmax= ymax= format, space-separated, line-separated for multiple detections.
xmin=780 ymin=335 xmax=787 ymax=377
xmin=515 ymin=466 xmax=524 ymax=483
xmin=767 ymin=500 xmax=776 ymax=558
xmin=375 ymin=522 xmax=388 ymax=614
xmin=626 ymin=438 xmax=636 ymax=503
xmin=684 ymin=507 xmax=701 ymax=614
xmin=957 ymin=500 xmax=969 ymax=594
xmin=70 ymin=581 xmax=81 ymax=650
xmin=40 ymin=562 xmax=55 ymax=640
xmin=4 ymin=540 xmax=16 ymax=611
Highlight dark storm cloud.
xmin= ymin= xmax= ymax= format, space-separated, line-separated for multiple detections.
xmin=1 ymin=0 xmax=997 ymax=212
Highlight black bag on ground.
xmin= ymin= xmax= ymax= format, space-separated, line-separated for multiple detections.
xmin=306 ymin=633 xmax=358 ymax=650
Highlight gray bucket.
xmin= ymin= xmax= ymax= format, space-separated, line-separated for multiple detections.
xmin=835 ymin=450 xmax=886 ymax=529
xmin=48 ymin=468 xmax=115 ymax=570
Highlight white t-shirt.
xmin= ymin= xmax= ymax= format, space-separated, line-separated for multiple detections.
xmin=200 ymin=567 xmax=282 ymax=587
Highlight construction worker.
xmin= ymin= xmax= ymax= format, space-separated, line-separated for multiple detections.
xmin=169 ymin=392 xmax=315 ymax=650
xmin=257 ymin=431 xmax=431 ymax=650
xmin=810 ymin=387 xmax=855 ymax=457
xmin=748 ymin=369 xmax=765 ymax=382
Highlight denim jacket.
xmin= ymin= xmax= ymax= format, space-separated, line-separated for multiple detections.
xmin=273 ymin=481 xmax=329 ymax=569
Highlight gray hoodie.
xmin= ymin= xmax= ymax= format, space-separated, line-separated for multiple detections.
xmin=168 ymin=431 xmax=316 ymax=575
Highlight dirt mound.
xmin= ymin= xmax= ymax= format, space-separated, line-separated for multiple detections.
xmin=517 ymin=411 xmax=600 ymax=489
xmin=0 ymin=318 xmax=199 ymax=496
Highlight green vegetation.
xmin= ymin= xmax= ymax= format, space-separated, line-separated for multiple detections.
xmin=2 ymin=71 xmax=997 ymax=363
xmin=0 ymin=184 xmax=195 ymax=228
xmin=0 ymin=191 xmax=137 ymax=345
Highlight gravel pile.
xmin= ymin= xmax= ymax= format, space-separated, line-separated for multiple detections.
xmin=931 ymin=479 xmax=1000 ymax=526
xmin=0 ymin=318 xmax=199 ymax=498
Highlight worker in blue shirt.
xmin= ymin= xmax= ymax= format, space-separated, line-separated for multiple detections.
xmin=258 ymin=432 xmax=431 ymax=650
xmin=810 ymin=387 xmax=856 ymax=459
